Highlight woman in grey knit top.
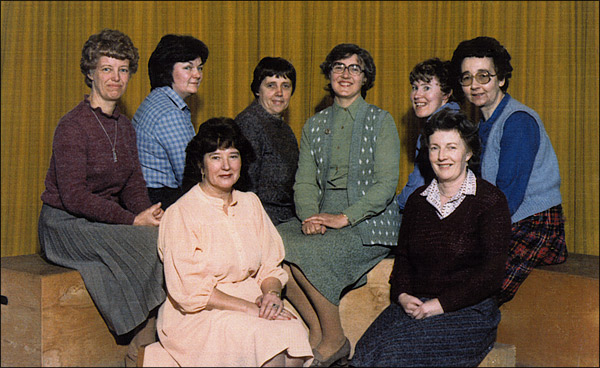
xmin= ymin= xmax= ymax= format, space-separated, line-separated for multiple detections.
xmin=234 ymin=57 xmax=299 ymax=226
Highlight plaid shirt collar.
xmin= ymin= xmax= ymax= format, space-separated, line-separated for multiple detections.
xmin=421 ymin=169 xmax=477 ymax=219
xmin=158 ymin=86 xmax=190 ymax=112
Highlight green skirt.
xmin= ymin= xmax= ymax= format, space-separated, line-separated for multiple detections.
xmin=277 ymin=189 xmax=390 ymax=305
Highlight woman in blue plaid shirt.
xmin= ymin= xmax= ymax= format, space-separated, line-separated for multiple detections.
xmin=132 ymin=34 xmax=209 ymax=209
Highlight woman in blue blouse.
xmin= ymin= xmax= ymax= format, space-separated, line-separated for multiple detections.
xmin=450 ymin=36 xmax=567 ymax=305
xmin=132 ymin=34 xmax=209 ymax=209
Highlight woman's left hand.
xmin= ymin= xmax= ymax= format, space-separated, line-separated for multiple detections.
xmin=409 ymin=298 xmax=444 ymax=319
xmin=133 ymin=203 xmax=164 ymax=227
xmin=255 ymin=293 xmax=292 ymax=320
xmin=152 ymin=202 xmax=164 ymax=221
xmin=303 ymin=213 xmax=349 ymax=230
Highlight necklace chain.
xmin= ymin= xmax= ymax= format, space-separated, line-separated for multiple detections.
xmin=90 ymin=108 xmax=118 ymax=163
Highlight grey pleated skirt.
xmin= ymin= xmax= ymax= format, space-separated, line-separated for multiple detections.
xmin=38 ymin=204 xmax=166 ymax=336
xmin=277 ymin=189 xmax=390 ymax=305
xmin=352 ymin=298 xmax=500 ymax=367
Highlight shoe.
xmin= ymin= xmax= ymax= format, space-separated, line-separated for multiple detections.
xmin=310 ymin=338 xmax=351 ymax=367
xmin=125 ymin=316 xmax=157 ymax=367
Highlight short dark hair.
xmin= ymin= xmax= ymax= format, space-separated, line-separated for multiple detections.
xmin=182 ymin=117 xmax=252 ymax=192
xmin=148 ymin=34 xmax=209 ymax=90
xmin=320 ymin=43 xmax=376 ymax=98
xmin=409 ymin=58 xmax=455 ymax=101
xmin=80 ymin=29 xmax=139 ymax=88
xmin=422 ymin=108 xmax=481 ymax=175
xmin=450 ymin=36 xmax=513 ymax=100
xmin=250 ymin=57 xmax=297 ymax=96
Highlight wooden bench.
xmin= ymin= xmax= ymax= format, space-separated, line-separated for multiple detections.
xmin=1 ymin=254 xmax=128 ymax=367
xmin=496 ymin=253 xmax=599 ymax=366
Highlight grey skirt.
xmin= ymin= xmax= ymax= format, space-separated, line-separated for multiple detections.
xmin=352 ymin=298 xmax=500 ymax=367
xmin=277 ymin=189 xmax=390 ymax=305
xmin=38 ymin=204 xmax=166 ymax=336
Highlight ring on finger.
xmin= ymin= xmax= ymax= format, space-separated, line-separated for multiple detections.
xmin=272 ymin=304 xmax=279 ymax=309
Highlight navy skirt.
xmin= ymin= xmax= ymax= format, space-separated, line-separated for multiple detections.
xmin=38 ymin=204 xmax=166 ymax=336
xmin=352 ymin=297 xmax=500 ymax=367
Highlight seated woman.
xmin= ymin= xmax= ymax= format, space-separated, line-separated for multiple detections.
xmin=276 ymin=43 xmax=400 ymax=367
xmin=450 ymin=36 xmax=567 ymax=305
xmin=234 ymin=56 xmax=299 ymax=226
xmin=351 ymin=109 xmax=512 ymax=367
xmin=396 ymin=57 xmax=461 ymax=213
xmin=37 ymin=29 xmax=166 ymax=367
xmin=132 ymin=34 xmax=209 ymax=209
xmin=152 ymin=118 xmax=313 ymax=367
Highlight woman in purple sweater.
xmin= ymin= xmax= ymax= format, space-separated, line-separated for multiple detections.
xmin=38 ymin=29 xmax=166 ymax=367
xmin=352 ymin=109 xmax=511 ymax=367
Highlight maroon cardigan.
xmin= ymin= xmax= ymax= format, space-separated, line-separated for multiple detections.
xmin=41 ymin=97 xmax=151 ymax=224
xmin=390 ymin=178 xmax=511 ymax=312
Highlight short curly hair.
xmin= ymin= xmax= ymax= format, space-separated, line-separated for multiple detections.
xmin=422 ymin=108 xmax=481 ymax=175
xmin=80 ymin=29 xmax=139 ymax=88
xmin=409 ymin=58 xmax=455 ymax=101
xmin=182 ymin=117 xmax=253 ymax=193
xmin=320 ymin=43 xmax=376 ymax=99
xmin=450 ymin=36 xmax=513 ymax=101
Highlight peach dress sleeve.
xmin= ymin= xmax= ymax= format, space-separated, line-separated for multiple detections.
xmin=153 ymin=185 xmax=312 ymax=367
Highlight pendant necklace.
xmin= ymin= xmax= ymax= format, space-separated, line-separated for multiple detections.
xmin=90 ymin=108 xmax=118 ymax=162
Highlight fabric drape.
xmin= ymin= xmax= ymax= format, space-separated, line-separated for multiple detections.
xmin=1 ymin=1 xmax=598 ymax=256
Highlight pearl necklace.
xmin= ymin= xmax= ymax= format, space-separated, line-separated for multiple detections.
xmin=90 ymin=108 xmax=118 ymax=162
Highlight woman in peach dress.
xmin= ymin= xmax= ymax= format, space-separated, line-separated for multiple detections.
xmin=151 ymin=117 xmax=313 ymax=367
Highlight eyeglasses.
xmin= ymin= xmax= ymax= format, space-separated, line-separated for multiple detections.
xmin=459 ymin=71 xmax=497 ymax=86
xmin=331 ymin=62 xmax=363 ymax=76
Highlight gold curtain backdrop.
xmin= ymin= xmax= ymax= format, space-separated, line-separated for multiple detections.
xmin=1 ymin=1 xmax=598 ymax=256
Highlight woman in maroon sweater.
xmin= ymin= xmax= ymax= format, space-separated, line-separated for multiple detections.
xmin=352 ymin=109 xmax=511 ymax=367
xmin=38 ymin=29 xmax=166 ymax=367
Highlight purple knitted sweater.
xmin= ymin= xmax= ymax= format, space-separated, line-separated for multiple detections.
xmin=390 ymin=178 xmax=511 ymax=312
xmin=41 ymin=97 xmax=151 ymax=224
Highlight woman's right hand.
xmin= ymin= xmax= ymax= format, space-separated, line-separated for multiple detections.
xmin=301 ymin=219 xmax=326 ymax=235
xmin=133 ymin=203 xmax=163 ymax=227
xmin=398 ymin=292 xmax=423 ymax=317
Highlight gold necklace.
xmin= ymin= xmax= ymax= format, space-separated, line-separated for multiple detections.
xmin=90 ymin=108 xmax=118 ymax=162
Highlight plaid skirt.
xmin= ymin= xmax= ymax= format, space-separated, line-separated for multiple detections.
xmin=352 ymin=298 xmax=500 ymax=367
xmin=496 ymin=204 xmax=567 ymax=305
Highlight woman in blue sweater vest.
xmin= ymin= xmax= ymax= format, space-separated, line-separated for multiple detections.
xmin=450 ymin=36 xmax=567 ymax=305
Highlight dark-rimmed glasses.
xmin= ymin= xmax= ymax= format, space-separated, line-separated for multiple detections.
xmin=331 ymin=62 xmax=363 ymax=76
xmin=459 ymin=71 xmax=497 ymax=86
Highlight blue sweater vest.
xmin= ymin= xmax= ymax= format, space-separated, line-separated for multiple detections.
xmin=481 ymin=97 xmax=562 ymax=223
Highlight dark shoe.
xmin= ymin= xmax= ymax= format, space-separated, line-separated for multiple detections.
xmin=310 ymin=338 xmax=351 ymax=367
